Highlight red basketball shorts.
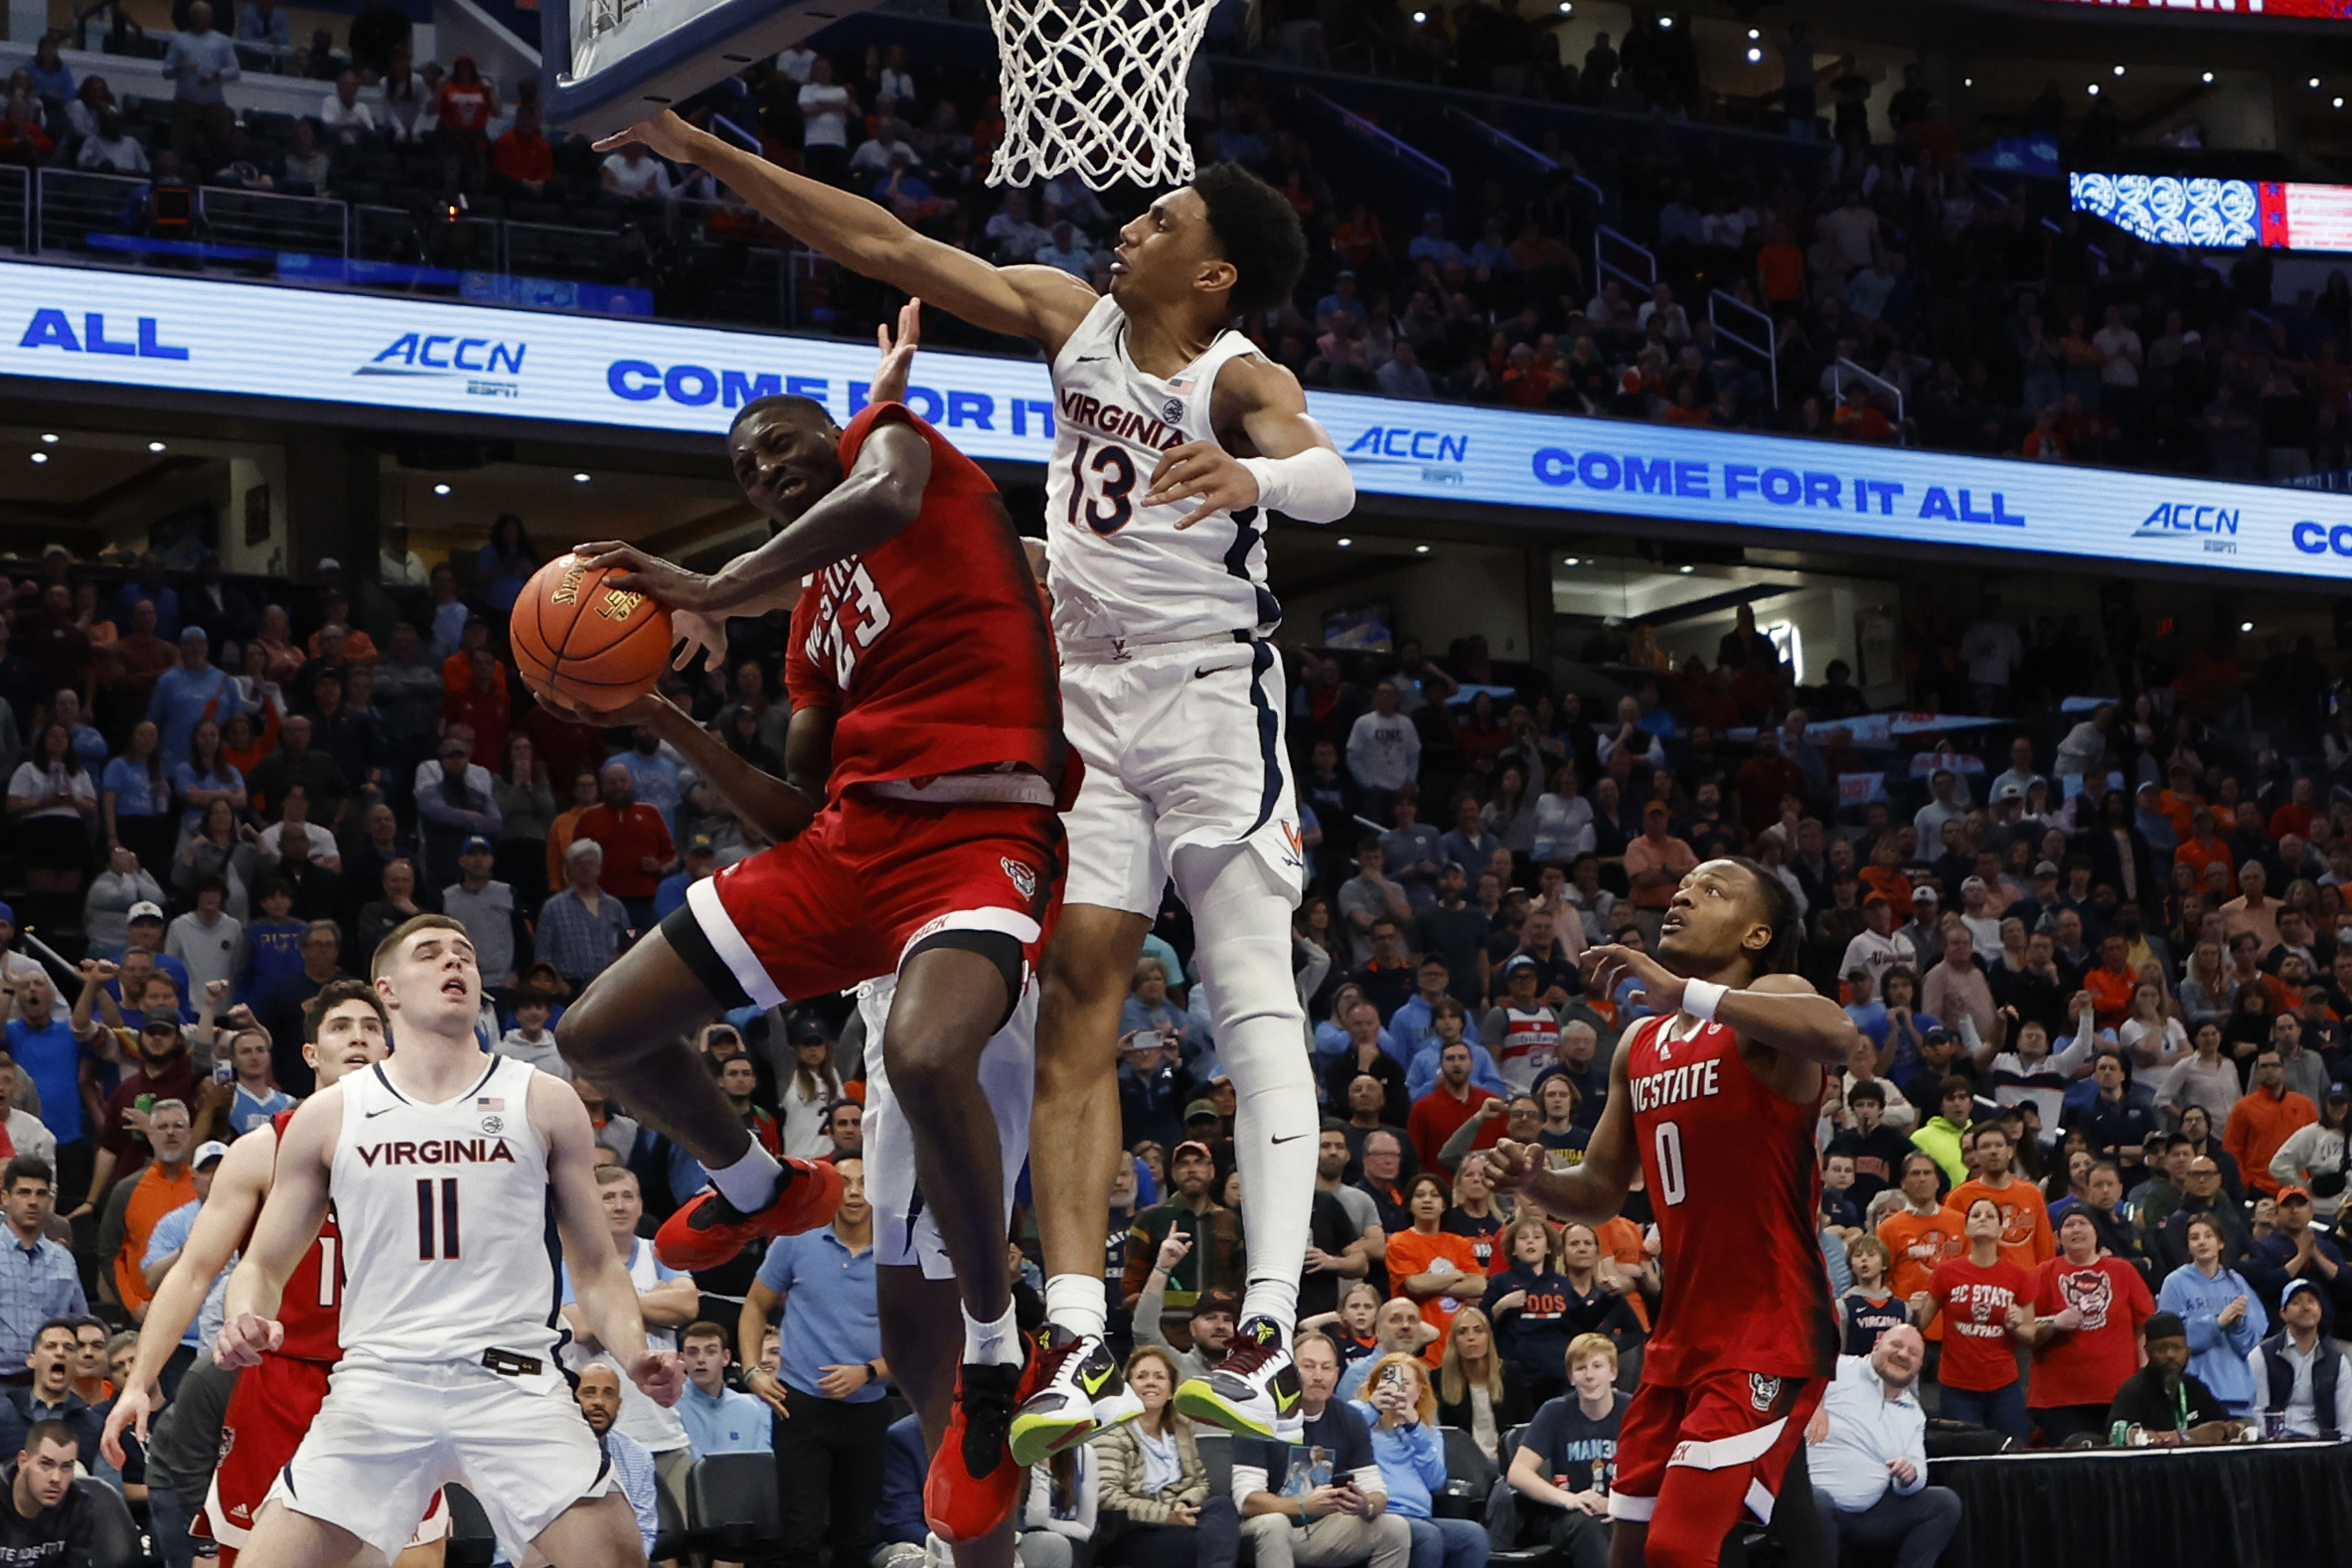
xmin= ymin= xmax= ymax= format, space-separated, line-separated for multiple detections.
xmin=1608 ymin=1366 xmax=1826 ymax=1547
xmin=673 ymin=791 xmax=1063 ymax=1007
xmin=197 ymin=1353 xmax=449 ymax=1565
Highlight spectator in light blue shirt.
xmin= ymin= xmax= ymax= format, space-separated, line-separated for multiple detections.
xmin=0 ymin=1154 xmax=88 ymax=1372
xmin=147 ymin=628 xmax=240 ymax=771
xmin=1809 ymin=1327 xmax=1961 ymax=1568
xmin=162 ymin=2 xmax=238 ymax=167
xmin=237 ymin=0 xmax=292 ymax=47
xmin=676 ymin=1321 xmax=773 ymax=1459
xmin=575 ymin=1363 xmax=661 ymax=1557
xmin=617 ymin=731 xmax=683 ymax=837
xmin=140 ymin=1141 xmax=231 ymax=1375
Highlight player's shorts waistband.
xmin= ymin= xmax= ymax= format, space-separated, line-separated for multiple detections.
xmin=861 ymin=773 xmax=1056 ymax=806
xmin=1059 ymin=629 xmax=1254 ymax=665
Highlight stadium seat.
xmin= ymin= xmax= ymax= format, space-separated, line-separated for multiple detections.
xmin=76 ymin=1479 xmax=142 ymax=1568
xmin=442 ymin=1484 xmax=498 ymax=1568
xmin=687 ymin=1451 xmax=781 ymax=1561
xmin=652 ymin=1472 xmax=690 ymax=1563
xmin=1431 ymin=1425 xmax=1490 ymax=1521
xmin=1484 ymin=1424 xmax=1558 ymax=1567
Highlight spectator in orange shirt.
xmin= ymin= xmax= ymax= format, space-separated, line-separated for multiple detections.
xmin=2156 ymin=761 xmax=2203 ymax=843
xmin=306 ymin=593 xmax=378 ymax=665
xmin=438 ymin=646 xmax=512 ymax=767
xmin=2083 ymin=935 xmax=2139 ymax=1033
xmin=441 ymin=614 xmax=494 ymax=693
xmin=1385 ymin=1174 xmax=1487 ymax=1364
xmin=2175 ymin=810 xmax=2235 ymax=899
xmin=2222 ymin=1049 xmax=2318 ymax=1198
xmin=1945 ymin=1125 xmax=2055 ymax=1274
xmin=109 ymin=1099 xmax=199 ymax=1321
xmin=2269 ymin=775 xmax=2317 ymax=844
xmin=1877 ymin=1152 xmax=1962 ymax=1343
xmin=492 ymin=100 xmax=553 ymax=198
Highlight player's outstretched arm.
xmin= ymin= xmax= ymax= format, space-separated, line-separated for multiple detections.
xmin=1144 ymin=355 xmax=1354 ymax=530
xmin=1582 ymin=946 xmax=1858 ymax=1067
xmin=563 ymin=692 xmax=827 ymax=845
xmin=102 ymin=1128 xmax=277 ymax=1465
xmin=1481 ymin=1040 xmax=1640 ymax=1226
xmin=595 ymin=111 xmax=1096 ymax=350
xmin=220 ymin=1089 xmax=341 ymax=1365
xmin=536 ymin=1072 xmax=684 ymax=1406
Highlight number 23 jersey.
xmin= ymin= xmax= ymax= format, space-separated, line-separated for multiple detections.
xmin=785 ymin=400 xmax=1070 ymax=803
xmin=1625 ymin=1014 xmax=1837 ymax=1386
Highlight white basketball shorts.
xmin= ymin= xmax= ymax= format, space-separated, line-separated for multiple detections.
xmin=264 ymin=1356 xmax=613 ymax=1560
xmin=1059 ymin=635 xmax=1305 ymax=918
xmin=859 ymin=974 xmax=1035 ymax=1279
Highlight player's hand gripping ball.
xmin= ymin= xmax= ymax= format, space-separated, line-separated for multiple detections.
xmin=510 ymin=553 xmax=676 ymax=714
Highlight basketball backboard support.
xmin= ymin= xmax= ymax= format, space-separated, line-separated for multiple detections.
xmin=540 ymin=0 xmax=889 ymax=139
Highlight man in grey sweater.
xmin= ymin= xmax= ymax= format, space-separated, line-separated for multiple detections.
xmin=163 ymin=2 xmax=239 ymax=167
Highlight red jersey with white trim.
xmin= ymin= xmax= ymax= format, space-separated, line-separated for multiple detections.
xmin=1624 ymin=1013 xmax=1836 ymax=1385
xmin=784 ymin=400 xmax=1072 ymax=805
xmin=270 ymin=1106 xmax=343 ymax=1363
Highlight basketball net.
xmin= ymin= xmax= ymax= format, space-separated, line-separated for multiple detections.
xmin=986 ymin=0 xmax=1217 ymax=190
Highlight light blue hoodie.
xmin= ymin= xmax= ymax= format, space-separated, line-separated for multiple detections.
xmin=2158 ymin=1261 xmax=2268 ymax=1414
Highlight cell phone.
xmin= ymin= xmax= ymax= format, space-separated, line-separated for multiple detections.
xmin=1378 ymin=1362 xmax=1411 ymax=1393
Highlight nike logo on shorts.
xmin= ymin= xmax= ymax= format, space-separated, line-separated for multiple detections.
xmin=1270 ymin=1132 xmax=1310 ymax=1145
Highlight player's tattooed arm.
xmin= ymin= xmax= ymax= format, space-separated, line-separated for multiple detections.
xmin=219 ymin=1089 xmax=342 ymax=1366
xmin=1482 ymin=1039 xmax=1641 ymax=1225
xmin=593 ymin=111 xmax=1096 ymax=354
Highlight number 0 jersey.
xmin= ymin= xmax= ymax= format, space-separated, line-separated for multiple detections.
xmin=330 ymin=1054 xmax=560 ymax=1372
xmin=1043 ymin=292 xmax=1279 ymax=649
xmin=1624 ymin=1013 xmax=1837 ymax=1386
xmin=784 ymin=400 xmax=1071 ymax=804
xmin=269 ymin=1107 xmax=344 ymax=1363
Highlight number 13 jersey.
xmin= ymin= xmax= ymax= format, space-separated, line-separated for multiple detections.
xmin=1624 ymin=1013 xmax=1837 ymax=1386
xmin=1044 ymin=293 xmax=1278 ymax=649
xmin=331 ymin=1055 xmax=561 ymax=1373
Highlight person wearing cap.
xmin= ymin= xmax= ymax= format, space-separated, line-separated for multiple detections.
xmin=1839 ymin=892 xmax=1917 ymax=996
xmin=144 ymin=624 xmax=238 ymax=774
xmin=1135 ymin=1229 xmax=1241 ymax=1388
xmin=74 ymin=993 xmax=207 ymax=1224
xmin=135 ymin=1139 xmax=231 ymax=1394
xmin=1122 ymin=1142 xmax=1243 ymax=1341
xmin=1999 ymin=860 xmax=2065 ymax=937
xmin=2268 ymin=1085 xmax=2351 ymax=1222
xmin=2251 ymin=1277 xmax=2352 ymax=1439
xmin=654 ymin=834 xmax=719 ymax=922
xmin=441 ymin=835 xmax=521 ymax=991
xmin=1985 ymin=735 xmax=2044 ymax=810
xmin=2247 ymin=1182 xmax=2351 ymax=1332
xmin=1955 ymin=875 xmax=2003 ymax=956
xmin=2107 ymin=1312 xmax=2242 ymax=1443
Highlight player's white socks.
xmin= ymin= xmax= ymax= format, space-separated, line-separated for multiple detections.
xmin=1042 ymin=1274 xmax=1109 ymax=1342
xmin=964 ymin=1302 xmax=1023 ymax=1368
xmin=708 ymin=1141 xmax=784 ymax=1212
xmin=1181 ymin=847 xmax=1316 ymax=1339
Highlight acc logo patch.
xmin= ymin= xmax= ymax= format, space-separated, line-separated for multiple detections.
xmin=1163 ymin=399 xmax=1184 ymax=426
xmin=1002 ymin=859 xmax=1038 ymax=901
xmin=1749 ymin=1374 xmax=1782 ymax=1413
xmin=481 ymin=1115 xmax=505 ymax=1135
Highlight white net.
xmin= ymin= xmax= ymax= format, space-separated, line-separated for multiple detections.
xmin=986 ymin=0 xmax=1217 ymax=190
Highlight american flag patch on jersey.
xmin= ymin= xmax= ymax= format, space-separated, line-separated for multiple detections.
xmin=1166 ymin=376 xmax=1194 ymax=393
xmin=477 ymin=1097 xmax=505 ymax=1111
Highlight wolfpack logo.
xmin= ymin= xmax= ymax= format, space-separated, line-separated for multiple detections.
xmin=1749 ymin=1374 xmax=1782 ymax=1413
xmin=1002 ymin=858 xmax=1038 ymax=901
xmin=2060 ymin=1266 xmax=2115 ymax=1331
xmin=360 ymin=332 xmax=526 ymax=399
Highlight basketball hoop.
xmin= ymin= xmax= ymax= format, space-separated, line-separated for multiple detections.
xmin=986 ymin=0 xmax=1217 ymax=190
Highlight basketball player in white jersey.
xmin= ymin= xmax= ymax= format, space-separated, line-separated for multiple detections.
xmin=598 ymin=107 xmax=1355 ymax=1457
xmin=99 ymin=983 xmax=449 ymax=1568
xmin=217 ymin=915 xmax=685 ymax=1568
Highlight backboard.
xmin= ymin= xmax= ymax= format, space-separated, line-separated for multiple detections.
xmin=539 ymin=0 xmax=890 ymax=139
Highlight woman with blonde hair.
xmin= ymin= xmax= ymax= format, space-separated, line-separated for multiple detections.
xmin=1351 ymin=1353 xmax=1490 ymax=1568
xmin=1434 ymin=1307 xmax=1531 ymax=1459
xmin=1094 ymin=1344 xmax=1238 ymax=1568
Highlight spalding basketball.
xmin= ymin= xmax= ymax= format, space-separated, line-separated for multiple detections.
xmin=510 ymin=552 xmax=674 ymax=713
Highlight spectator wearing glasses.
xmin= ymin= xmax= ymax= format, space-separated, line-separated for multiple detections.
xmin=1232 ymin=1330 xmax=1407 ymax=1568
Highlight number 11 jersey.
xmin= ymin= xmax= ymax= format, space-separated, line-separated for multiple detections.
xmin=1623 ymin=1013 xmax=1837 ymax=1386
xmin=331 ymin=1054 xmax=561 ymax=1373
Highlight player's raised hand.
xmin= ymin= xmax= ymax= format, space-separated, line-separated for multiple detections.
xmin=215 ymin=1312 xmax=283 ymax=1368
xmin=1480 ymin=1138 xmax=1543 ymax=1197
xmin=1580 ymin=943 xmax=1687 ymax=1017
xmin=628 ymin=1345 xmax=687 ymax=1407
xmin=592 ymin=109 xmax=698 ymax=163
xmin=1143 ymin=440 xmax=1260 ymax=530
xmin=568 ymin=541 xmax=713 ymax=612
xmin=870 ymin=297 xmax=923 ymax=405
xmin=99 ymin=1382 xmax=151 ymax=1469
xmin=670 ymin=610 xmax=729 ymax=673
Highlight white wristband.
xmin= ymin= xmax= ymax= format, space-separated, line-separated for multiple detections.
xmin=1238 ymin=445 xmax=1355 ymax=524
xmin=1682 ymin=979 xmax=1728 ymax=1021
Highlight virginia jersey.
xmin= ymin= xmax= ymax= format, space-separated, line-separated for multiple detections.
xmin=1044 ymin=292 xmax=1279 ymax=648
xmin=331 ymin=1054 xmax=560 ymax=1377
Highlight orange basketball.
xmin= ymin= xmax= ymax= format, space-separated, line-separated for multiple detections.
xmin=510 ymin=553 xmax=675 ymax=714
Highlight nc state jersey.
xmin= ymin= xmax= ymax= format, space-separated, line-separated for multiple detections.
xmin=785 ymin=401 xmax=1070 ymax=802
xmin=1624 ymin=1014 xmax=1837 ymax=1385
xmin=330 ymin=1055 xmax=560 ymax=1376
xmin=269 ymin=1107 xmax=344 ymax=1363
xmin=1043 ymin=293 xmax=1280 ymax=647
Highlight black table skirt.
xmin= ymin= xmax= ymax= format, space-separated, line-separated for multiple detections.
xmin=1928 ymin=1441 xmax=2352 ymax=1567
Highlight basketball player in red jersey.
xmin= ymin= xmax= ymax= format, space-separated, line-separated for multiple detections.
xmin=554 ymin=307 xmax=1074 ymax=1545
xmin=1480 ymin=858 xmax=1855 ymax=1568
xmin=97 ymin=982 xmax=449 ymax=1568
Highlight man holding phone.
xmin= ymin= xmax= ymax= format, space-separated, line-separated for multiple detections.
xmin=1232 ymin=1331 xmax=1408 ymax=1568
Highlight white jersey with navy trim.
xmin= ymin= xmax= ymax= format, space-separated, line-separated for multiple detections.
xmin=332 ymin=1053 xmax=561 ymax=1377
xmin=1044 ymin=292 xmax=1277 ymax=648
